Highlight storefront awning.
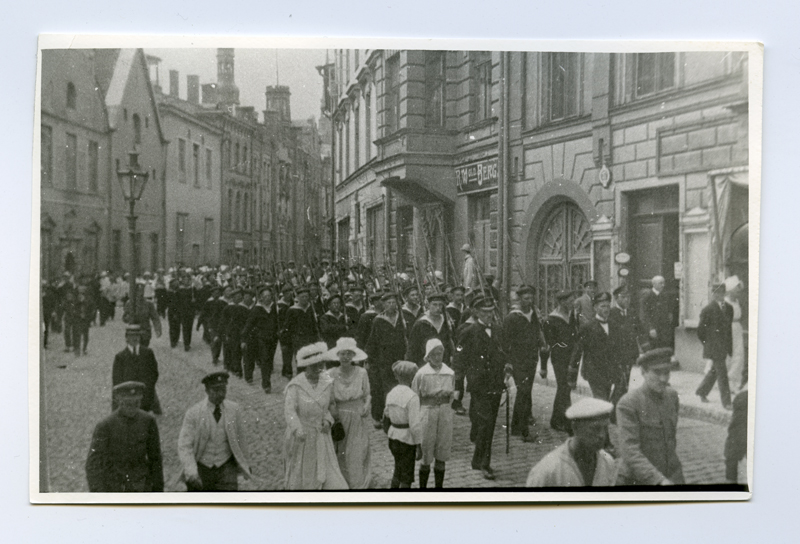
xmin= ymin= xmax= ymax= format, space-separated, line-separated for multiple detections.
xmin=381 ymin=177 xmax=455 ymax=206
xmin=709 ymin=167 xmax=749 ymax=280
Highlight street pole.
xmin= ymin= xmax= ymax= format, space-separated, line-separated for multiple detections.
xmin=128 ymin=198 xmax=138 ymax=319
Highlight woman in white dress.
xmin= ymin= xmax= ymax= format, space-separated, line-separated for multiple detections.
xmin=326 ymin=337 xmax=372 ymax=489
xmin=284 ymin=342 xmax=348 ymax=490
xmin=724 ymin=276 xmax=745 ymax=393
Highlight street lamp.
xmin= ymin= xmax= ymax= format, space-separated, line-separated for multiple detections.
xmin=117 ymin=152 xmax=150 ymax=319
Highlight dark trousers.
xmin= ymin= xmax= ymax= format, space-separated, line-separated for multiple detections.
xmin=257 ymin=341 xmax=278 ymax=389
xmin=368 ymin=363 xmax=397 ymax=422
xmin=63 ymin=319 xmax=76 ymax=350
xmin=210 ymin=331 xmax=223 ymax=364
xmin=168 ymin=311 xmax=181 ymax=347
xmin=155 ymin=289 xmax=167 ymax=318
xmin=43 ymin=315 xmax=50 ymax=348
xmin=511 ymin=365 xmax=536 ymax=435
xmin=188 ymin=457 xmax=238 ymax=491
xmin=280 ymin=342 xmax=294 ymax=378
xmin=696 ymin=355 xmax=732 ymax=406
xmin=74 ymin=323 xmax=89 ymax=353
xmin=225 ymin=340 xmax=243 ymax=376
xmin=388 ymin=439 xmax=416 ymax=487
xmin=180 ymin=312 xmax=194 ymax=348
xmin=550 ymin=352 xmax=572 ymax=432
xmin=470 ymin=391 xmax=502 ymax=470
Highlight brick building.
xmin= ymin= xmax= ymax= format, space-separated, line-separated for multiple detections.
xmin=324 ymin=49 xmax=750 ymax=368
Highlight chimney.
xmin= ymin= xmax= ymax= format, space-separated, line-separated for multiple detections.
xmin=169 ymin=70 xmax=179 ymax=97
xmin=202 ymin=83 xmax=218 ymax=105
xmin=187 ymin=75 xmax=200 ymax=104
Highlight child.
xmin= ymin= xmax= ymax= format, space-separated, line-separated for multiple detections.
xmin=411 ymin=338 xmax=455 ymax=488
xmin=383 ymin=360 xmax=422 ymax=489
xmin=75 ymin=287 xmax=94 ymax=355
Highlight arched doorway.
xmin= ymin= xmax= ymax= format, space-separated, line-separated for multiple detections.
xmin=536 ymin=201 xmax=591 ymax=313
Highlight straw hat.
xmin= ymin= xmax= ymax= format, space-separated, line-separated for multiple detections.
xmin=325 ymin=337 xmax=367 ymax=362
xmin=296 ymin=342 xmax=329 ymax=368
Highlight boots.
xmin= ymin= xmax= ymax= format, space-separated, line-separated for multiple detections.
xmin=434 ymin=468 xmax=445 ymax=488
xmin=419 ymin=465 xmax=431 ymax=489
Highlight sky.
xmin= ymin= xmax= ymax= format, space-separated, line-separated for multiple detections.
xmin=144 ymin=48 xmax=328 ymax=123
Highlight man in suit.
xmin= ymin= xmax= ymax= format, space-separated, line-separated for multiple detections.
xmin=177 ymin=372 xmax=253 ymax=491
xmin=111 ymin=325 xmax=159 ymax=413
xmin=639 ymin=275 xmax=675 ymax=354
xmin=86 ymin=381 xmax=163 ymax=492
xmin=575 ymin=280 xmax=597 ymax=326
xmin=695 ymin=282 xmax=734 ymax=409
xmin=241 ymin=286 xmax=279 ymax=392
xmin=503 ymin=285 xmax=548 ymax=442
xmin=609 ymin=285 xmax=640 ymax=397
xmin=456 ymin=296 xmax=509 ymax=480
xmin=569 ymin=292 xmax=626 ymax=411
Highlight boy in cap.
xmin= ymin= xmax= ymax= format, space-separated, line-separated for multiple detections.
xmin=177 ymin=371 xmax=253 ymax=491
xmin=695 ymin=282 xmax=734 ymax=408
xmin=616 ymin=348 xmax=684 ymax=485
xmin=526 ymin=397 xmax=617 ymax=487
xmin=411 ymin=338 xmax=455 ymax=488
xmin=383 ymin=361 xmax=423 ymax=489
xmin=86 ymin=381 xmax=164 ymax=492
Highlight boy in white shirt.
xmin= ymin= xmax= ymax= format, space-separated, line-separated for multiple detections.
xmin=383 ymin=360 xmax=423 ymax=489
xmin=412 ymin=338 xmax=455 ymax=488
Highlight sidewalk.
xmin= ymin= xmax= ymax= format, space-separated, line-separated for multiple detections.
xmin=541 ymin=361 xmax=735 ymax=427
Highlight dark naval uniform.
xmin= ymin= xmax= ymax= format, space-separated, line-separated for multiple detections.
xmin=241 ymin=302 xmax=279 ymax=389
xmin=609 ymin=305 xmax=640 ymax=395
xmin=344 ymin=302 xmax=365 ymax=338
xmin=277 ymin=298 xmax=293 ymax=379
xmin=283 ymin=303 xmax=321 ymax=358
xmin=502 ymin=308 xmax=543 ymax=437
xmin=541 ymin=308 xmax=579 ymax=432
xmin=355 ymin=308 xmax=379 ymax=350
xmin=111 ymin=346 xmax=159 ymax=412
xmin=319 ymin=310 xmax=348 ymax=349
xmin=208 ymin=296 xmax=229 ymax=365
xmin=175 ymin=284 xmax=196 ymax=350
xmin=405 ymin=315 xmax=454 ymax=367
xmin=365 ymin=313 xmax=408 ymax=423
xmin=85 ymin=408 xmax=164 ymax=492
xmin=401 ymin=303 xmax=423 ymax=335
xmin=224 ymin=303 xmax=251 ymax=377
xmin=570 ymin=315 xmax=626 ymax=406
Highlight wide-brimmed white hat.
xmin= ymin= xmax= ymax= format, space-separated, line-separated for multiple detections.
xmin=326 ymin=337 xmax=367 ymax=362
xmin=425 ymin=338 xmax=444 ymax=360
xmin=296 ymin=342 xmax=329 ymax=368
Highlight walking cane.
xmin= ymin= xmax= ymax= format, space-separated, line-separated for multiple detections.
xmin=505 ymin=386 xmax=510 ymax=455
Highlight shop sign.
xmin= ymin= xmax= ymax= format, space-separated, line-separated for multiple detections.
xmin=235 ymin=239 xmax=244 ymax=249
xmin=455 ymin=158 xmax=498 ymax=193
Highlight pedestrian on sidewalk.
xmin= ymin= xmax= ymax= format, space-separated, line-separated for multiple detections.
xmin=639 ymin=275 xmax=677 ymax=359
xmin=177 ymin=372 xmax=253 ymax=492
xmin=526 ymin=397 xmax=618 ymax=487
xmin=541 ymin=290 xmax=580 ymax=434
xmin=411 ymin=339 xmax=455 ymax=489
xmin=327 ymin=338 xmax=372 ymax=489
xmin=695 ymin=282 xmax=734 ymax=409
xmin=111 ymin=325 xmax=159 ymax=413
xmin=283 ymin=342 xmax=348 ymax=490
xmin=383 ymin=360 xmax=423 ymax=489
xmin=616 ymin=348 xmax=684 ymax=486
xmin=86 ymin=381 xmax=163 ymax=492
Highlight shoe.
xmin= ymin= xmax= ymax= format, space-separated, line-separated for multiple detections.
xmin=697 ymin=394 xmax=709 ymax=403
xmin=521 ymin=433 xmax=538 ymax=443
xmin=263 ymin=386 xmax=272 ymax=394
xmin=454 ymin=407 xmax=467 ymax=416
xmin=481 ymin=468 xmax=496 ymax=480
xmin=184 ymin=346 xmax=191 ymax=351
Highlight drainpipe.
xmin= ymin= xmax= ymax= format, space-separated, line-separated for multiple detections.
xmin=497 ymin=52 xmax=510 ymax=314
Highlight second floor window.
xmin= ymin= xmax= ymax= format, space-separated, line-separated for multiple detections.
xmin=425 ymin=51 xmax=445 ymax=127
xmin=193 ymin=144 xmax=200 ymax=187
xmin=88 ymin=141 xmax=99 ymax=193
xmin=636 ymin=53 xmax=676 ymax=97
xmin=549 ymin=52 xmax=580 ymax=122
xmin=41 ymin=125 xmax=52 ymax=185
xmin=473 ymin=52 xmax=492 ymax=123
xmin=65 ymin=133 xmax=77 ymax=189
xmin=66 ymin=82 xmax=76 ymax=109
xmin=206 ymin=149 xmax=213 ymax=188
xmin=178 ymin=139 xmax=186 ymax=177
xmin=386 ymin=54 xmax=400 ymax=134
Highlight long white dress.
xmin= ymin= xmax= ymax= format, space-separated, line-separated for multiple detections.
xmin=283 ymin=372 xmax=348 ymax=490
xmin=726 ymin=297 xmax=745 ymax=392
xmin=330 ymin=365 xmax=372 ymax=489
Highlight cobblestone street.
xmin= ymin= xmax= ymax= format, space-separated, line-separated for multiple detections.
xmin=41 ymin=317 xmax=728 ymax=493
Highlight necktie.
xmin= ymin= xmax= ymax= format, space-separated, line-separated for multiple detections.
xmin=213 ymin=405 xmax=221 ymax=423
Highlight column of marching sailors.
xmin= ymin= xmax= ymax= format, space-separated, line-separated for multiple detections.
xmin=78 ymin=266 xmax=748 ymax=491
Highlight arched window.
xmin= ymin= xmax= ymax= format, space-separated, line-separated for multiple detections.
xmin=132 ymin=114 xmax=142 ymax=144
xmin=537 ymin=201 xmax=591 ymax=313
xmin=235 ymin=192 xmax=242 ymax=231
xmin=66 ymin=82 xmax=76 ymax=109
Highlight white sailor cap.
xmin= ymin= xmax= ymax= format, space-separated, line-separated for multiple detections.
xmin=565 ymin=398 xmax=614 ymax=421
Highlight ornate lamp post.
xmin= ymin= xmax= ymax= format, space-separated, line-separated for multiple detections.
xmin=116 ymin=152 xmax=150 ymax=319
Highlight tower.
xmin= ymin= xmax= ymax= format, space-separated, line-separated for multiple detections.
xmin=216 ymin=48 xmax=240 ymax=108
xmin=265 ymin=85 xmax=292 ymax=123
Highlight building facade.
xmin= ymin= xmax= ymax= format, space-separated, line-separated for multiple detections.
xmin=325 ymin=49 xmax=750 ymax=368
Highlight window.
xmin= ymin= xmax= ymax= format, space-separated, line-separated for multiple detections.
xmin=364 ymin=90 xmax=372 ymax=161
xmin=243 ymin=146 xmax=248 ymax=174
xmin=193 ymin=143 xmax=200 ymax=187
xmin=228 ymin=189 xmax=234 ymax=230
xmin=235 ymin=192 xmax=242 ymax=231
xmin=636 ymin=53 xmax=676 ymax=97
xmin=425 ymin=51 xmax=445 ymax=127
xmin=65 ymin=133 xmax=77 ymax=189
xmin=548 ymin=52 xmax=580 ymax=122
xmin=150 ymin=233 xmax=159 ymax=271
xmin=178 ymin=139 xmax=186 ymax=179
xmin=235 ymin=143 xmax=240 ymax=171
xmin=176 ymin=213 xmax=188 ymax=263
xmin=206 ymin=149 xmax=213 ymax=188
xmin=354 ymin=202 xmax=361 ymax=234
xmin=133 ymin=114 xmax=142 ymax=144
xmin=243 ymin=193 xmax=249 ymax=232
xmin=112 ymin=229 xmax=122 ymax=271
xmin=204 ymin=218 xmax=214 ymax=262
xmin=345 ymin=112 xmax=351 ymax=177
xmin=385 ymin=54 xmax=400 ymax=134
xmin=41 ymin=124 xmax=52 ymax=185
xmin=473 ymin=52 xmax=492 ymax=122
xmin=337 ymin=217 xmax=350 ymax=262
xmin=354 ymin=99 xmax=360 ymax=168
xmin=88 ymin=141 xmax=99 ymax=193
xmin=66 ymin=82 xmax=76 ymax=109
xmin=366 ymin=205 xmax=385 ymax=266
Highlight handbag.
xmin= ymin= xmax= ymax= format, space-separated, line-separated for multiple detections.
xmin=331 ymin=421 xmax=345 ymax=442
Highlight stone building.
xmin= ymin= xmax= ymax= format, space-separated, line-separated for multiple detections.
xmin=324 ymin=49 xmax=750 ymax=368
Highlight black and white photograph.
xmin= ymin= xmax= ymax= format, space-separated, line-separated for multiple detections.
xmin=31 ymin=36 xmax=760 ymax=503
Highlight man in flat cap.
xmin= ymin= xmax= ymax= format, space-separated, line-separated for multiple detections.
xmin=86 ymin=381 xmax=164 ymax=492
xmin=456 ymin=296 xmax=508 ymax=480
xmin=695 ymin=282 xmax=734 ymax=409
xmin=526 ymin=397 xmax=618 ymax=487
xmin=616 ymin=348 xmax=684 ymax=485
xmin=111 ymin=325 xmax=159 ymax=413
xmin=406 ymin=292 xmax=454 ymax=368
xmin=177 ymin=372 xmax=253 ymax=491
